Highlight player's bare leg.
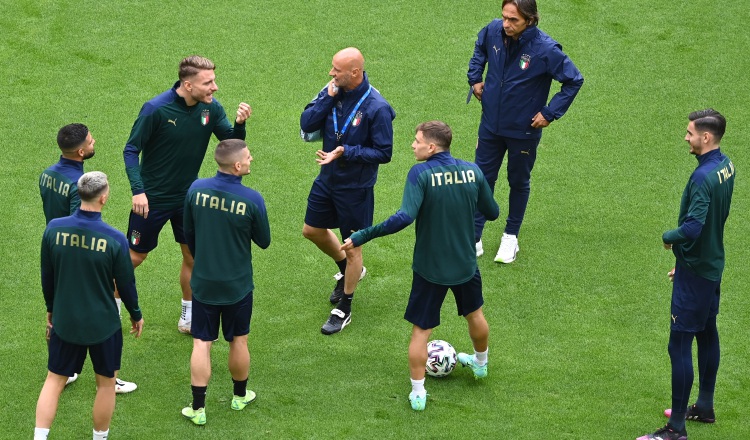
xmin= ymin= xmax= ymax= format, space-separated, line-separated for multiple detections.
xmin=178 ymin=244 xmax=194 ymax=334
xmin=129 ymin=249 xmax=148 ymax=268
xmin=190 ymin=339 xmax=212 ymax=387
xmin=408 ymin=325 xmax=432 ymax=410
xmin=35 ymin=372 xmax=68 ymax=429
xmin=228 ymin=335 xmax=256 ymax=410
xmin=92 ymin=375 xmax=116 ymax=433
xmin=457 ymin=307 xmax=489 ymax=379
xmin=343 ymin=246 xmax=363 ymax=295
xmin=302 ymin=224 xmax=345 ymax=261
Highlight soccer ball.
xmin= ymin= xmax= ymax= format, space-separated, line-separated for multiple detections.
xmin=425 ymin=340 xmax=457 ymax=377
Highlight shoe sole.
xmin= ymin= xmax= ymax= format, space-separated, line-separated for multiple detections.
xmin=181 ymin=408 xmax=206 ymax=426
xmin=664 ymin=408 xmax=715 ymax=423
xmin=321 ymin=314 xmax=352 ymax=335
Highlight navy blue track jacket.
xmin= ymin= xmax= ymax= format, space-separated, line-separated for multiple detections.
xmin=468 ymin=22 xmax=583 ymax=139
xmin=300 ymin=73 xmax=395 ymax=189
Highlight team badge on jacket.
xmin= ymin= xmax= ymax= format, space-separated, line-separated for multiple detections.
xmin=201 ymin=109 xmax=210 ymax=126
xmin=130 ymin=230 xmax=141 ymax=246
xmin=352 ymin=111 xmax=363 ymax=127
xmin=520 ymin=54 xmax=531 ymax=70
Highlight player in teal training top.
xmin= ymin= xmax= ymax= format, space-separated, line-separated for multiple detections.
xmin=39 ymin=123 xmax=95 ymax=224
xmin=35 ymin=172 xmax=144 ymax=440
xmin=637 ymin=109 xmax=735 ymax=440
xmin=123 ymin=55 xmax=252 ymax=334
xmin=181 ymin=139 xmax=270 ymax=426
xmin=342 ymin=121 xmax=499 ymax=411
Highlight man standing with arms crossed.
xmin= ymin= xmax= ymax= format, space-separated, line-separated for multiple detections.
xmin=124 ymin=55 xmax=252 ymax=334
xmin=637 ymin=109 xmax=734 ymax=440
xmin=468 ymin=0 xmax=583 ymax=263
xmin=300 ymin=47 xmax=395 ymax=335
xmin=181 ymin=139 xmax=270 ymax=425
xmin=35 ymin=172 xmax=144 ymax=440
xmin=342 ymin=121 xmax=498 ymax=411
xmin=40 ymin=123 xmax=137 ymax=393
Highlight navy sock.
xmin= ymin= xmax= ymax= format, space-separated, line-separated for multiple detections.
xmin=336 ymin=258 xmax=347 ymax=274
xmin=336 ymin=294 xmax=353 ymax=314
xmin=232 ymin=378 xmax=248 ymax=397
xmin=192 ymin=385 xmax=207 ymax=410
xmin=695 ymin=316 xmax=720 ymax=410
xmin=668 ymin=330 xmax=695 ymax=431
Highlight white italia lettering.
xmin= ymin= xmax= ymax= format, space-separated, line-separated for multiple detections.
xmin=194 ymin=191 xmax=247 ymax=215
xmin=40 ymin=173 xmax=70 ymax=196
xmin=429 ymin=170 xmax=477 ymax=187
xmin=54 ymin=231 xmax=107 ymax=252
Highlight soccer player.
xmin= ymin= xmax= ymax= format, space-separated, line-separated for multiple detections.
xmin=300 ymin=47 xmax=395 ymax=335
xmin=341 ymin=121 xmax=499 ymax=411
xmin=124 ymin=55 xmax=252 ymax=334
xmin=637 ymin=109 xmax=735 ymax=440
xmin=39 ymin=123 xmax=137 ymax=393
xmin=35 ymin=172 xmax=144 ymax=440
xmin=467 ymin=0 xmax=583 ymax=263
xmin=181 ymin=139 xmax=270 ymax=425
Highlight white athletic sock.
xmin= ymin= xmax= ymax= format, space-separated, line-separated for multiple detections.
xmin=34 ymin=427 xmax=50 ymax=440
xmin=181 ymin=300 xmax=192 ymax=320
xmin=115 ymin=298 xmax=122 ymax=317
xmin=475 ymin=348 xmax=488 ymax=366
xmin=93 ymin=428 xmax=109 ymax=439
xmin=410 ymin=378 xmax=426 ymax=397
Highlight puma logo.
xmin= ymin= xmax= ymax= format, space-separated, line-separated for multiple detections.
xmin=167 ymin=119 xmax=177 ymax=126
xmin=520 ymin=150 xmax=530 ymax=155
xmin=671 ymin=314 xmax=677 ymax=323
xmin=493 ymin=45 xmax=501 ymax=55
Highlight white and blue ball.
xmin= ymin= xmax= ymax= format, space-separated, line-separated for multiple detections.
xmin=425 ymin=340 xmax=457 ymax=377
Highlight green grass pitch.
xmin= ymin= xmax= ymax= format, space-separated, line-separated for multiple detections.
xmin=1 ymin=0 xmax=749 ymax=438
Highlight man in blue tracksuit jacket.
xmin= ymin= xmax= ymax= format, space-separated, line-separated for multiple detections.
xmin=300 ymin=47 xmax=395 ymax=335
xmin=468 ymin=0 xmax=583 ymax=264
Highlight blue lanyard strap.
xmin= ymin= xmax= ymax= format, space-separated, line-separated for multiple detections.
xmin=333 ymin=86 xmax=372 ymax=142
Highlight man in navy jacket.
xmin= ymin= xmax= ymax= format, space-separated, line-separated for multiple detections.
xmin=300 ymin=47 xmax=395 ymax=335
xmin=468 ymin=0 xmax=583 ymax=263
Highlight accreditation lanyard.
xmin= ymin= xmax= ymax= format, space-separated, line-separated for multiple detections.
xmin=333 ymin=86 xmax=372 ymax=142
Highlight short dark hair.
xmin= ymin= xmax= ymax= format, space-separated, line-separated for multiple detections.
xmin=56 ymin=123 xmax=89 ymax=151
xmin=689 ymin=109 xmax=726 ymax=141
xmin=179 ymin=55 xmax=215 ymax=81
xmin=502 ymin=0 xmax=540 ymax=26
xmin=77 ymin=171 xmax=109 ymax=202
xmin=215 ymin=138 xmax=248 ymax=168
xmin=416 ymin=121 xmax=452 ymax=150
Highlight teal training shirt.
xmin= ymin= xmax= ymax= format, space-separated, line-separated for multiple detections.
xmin=184 ymin=171 xmax=271 ymax=305
xmin=39 ymin=157 xmax=83 ymax=224
xmin=41 ymin=210 xmax=142 ymax=345
xmin=663 ymin=149 xmax=735 ymax=281
xmin=351 ymin=151 xmax=499 ymax=285
xmin=124 ymin=82 xmax=246 ymax=210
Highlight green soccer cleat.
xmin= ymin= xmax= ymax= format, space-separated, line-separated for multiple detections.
xmin=457 ymin=352 xmax=488 ymax=379
xmin=181 ymin=406 xmax=206 ymax=425
xmin=408 ymin=391 xmax=427 ymax=411
xmin=231 ymin=389 xmax=257 ymax=411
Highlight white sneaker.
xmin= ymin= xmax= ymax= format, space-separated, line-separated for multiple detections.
xmin=494 ymin=233 xmax=519 ymax=263
xmin=65 ymin=373 xmax=78 ymax=386
xmin=115 ymin=378 xmax=137 ymax=394
xmin=178 ymin=304 xmax=191 ymax=334
xmin=476 ymin=240 xmax=484 ymax=257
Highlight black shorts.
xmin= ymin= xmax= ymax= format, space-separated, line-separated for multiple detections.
xmin=404 ymin=270 xmax=484 ymax=330
xmin=304 ymin=179 xmax=374 ymax=240
xmin=191 ymin=291 xmax=253 ymax=342
xmin=671 ymin=262 xmax=721 ymax=332
xmin=128 ymin=207 xmax=186 ymax=253
xmin=47 ymin=329 xmax=122 ymax=378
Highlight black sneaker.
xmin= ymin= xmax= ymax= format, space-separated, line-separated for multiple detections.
xmin=329 ymin=267 xmax=367 ymax=304
xmin=664 ymin=404 xmax=716 ymax=423
xmin=636 ymin=424 xmax=687 ymax=440
xmin=321 ymin=308 xmax=351 ymax=335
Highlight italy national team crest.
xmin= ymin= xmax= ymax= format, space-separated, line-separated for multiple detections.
xmin=352 ymin=111 xmax=363 ymax=127
xmin=520 ymin=54 xmax=531 ymax=70
xmin=130 ymin=230 xmax=141 ymax=246
xmin=201 ymin=109 xmax=210 ymax=126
